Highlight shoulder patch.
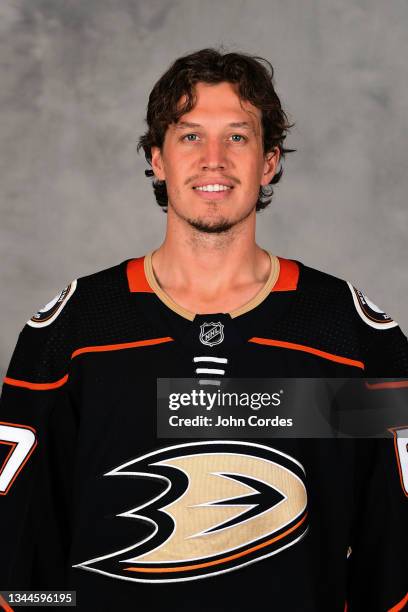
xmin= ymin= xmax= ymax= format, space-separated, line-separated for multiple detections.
xmin=27 ymin=279 xmax=77 ymax=328
xmin=347 ymin=282 xmax=398 ymax=330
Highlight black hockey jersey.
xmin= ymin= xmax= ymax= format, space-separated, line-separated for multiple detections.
xmin=1 ymin=251 xmax=407 ymax=611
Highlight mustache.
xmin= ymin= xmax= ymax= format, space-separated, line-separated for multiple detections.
xmin=187 ymin=176 xmax=240 ymax=186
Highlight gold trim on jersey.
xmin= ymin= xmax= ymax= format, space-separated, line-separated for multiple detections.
xmin=144 ymin=250 xmax=280 ymax=321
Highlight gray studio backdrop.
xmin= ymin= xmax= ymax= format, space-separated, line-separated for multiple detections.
xmin=1 ymin=0 xmax=407 ymax=377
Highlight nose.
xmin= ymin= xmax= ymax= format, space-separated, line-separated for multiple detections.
xmin=200 ymin=139 xmax=227 ymax=171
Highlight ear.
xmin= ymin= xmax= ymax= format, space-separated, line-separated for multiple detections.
xmin=261 ymin=147 xmax=280 ymax=186
xmin=151 ymin=146 xmax=166 ymax=181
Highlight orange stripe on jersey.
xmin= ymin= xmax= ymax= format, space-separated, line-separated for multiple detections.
xmin=365 ymin=380 xmax=408 ymax=390
xmin=3 ymin=338 xmax=174 ymax=390
xmin=3 ymin=374 xmax=69 ymax=390
xmin=0 ymin=594 xmax=14 ymax=612
xmin=274 ymin=257 xmax=300 ymax=291
xmin=127 ymin=257 xmax=153 ymax=293
xmin=248 ymin=337 xmax=365 ymax=370
xmin=71 ymin=336 xmax=174 ymax=358
xmin=125 ymin=511 xmax=308 ymax=574
xmin=388 ymin=591 xmax=408 ymax=611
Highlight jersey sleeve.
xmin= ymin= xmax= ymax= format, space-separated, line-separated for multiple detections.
xmin=0 ymin=280 xmax=79 ymax=589
xmin=346 ymin=288 xmax=408 ymax=611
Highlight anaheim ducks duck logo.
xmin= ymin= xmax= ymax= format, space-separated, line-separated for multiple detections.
xmin=74 ymin=441 xmax=308 ymax=583
xmin=347 ymin=282 xmax=397 ymax=330
xmin=27 ymin=280 xmax=77 ymax=328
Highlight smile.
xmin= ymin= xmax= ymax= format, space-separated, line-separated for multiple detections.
xmin=193 ymin=184 xmax=233 ymax=192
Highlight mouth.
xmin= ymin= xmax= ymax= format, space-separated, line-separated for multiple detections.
xmin=192 ymin=184 xmax=234 ymax=200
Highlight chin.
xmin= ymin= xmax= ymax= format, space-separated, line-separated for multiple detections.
xmin=188 ymin=216 xmax=237 ymax=234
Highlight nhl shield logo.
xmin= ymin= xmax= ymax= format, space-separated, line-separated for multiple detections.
xmin=199 ymin=321 xmax=224 ymax=346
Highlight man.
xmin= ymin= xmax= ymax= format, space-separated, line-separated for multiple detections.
xmin=1 ymin=48 xmax=407 ymax=611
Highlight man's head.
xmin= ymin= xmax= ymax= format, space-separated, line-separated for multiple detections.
xmin=137 ymin=48 xmax=295 ymax=234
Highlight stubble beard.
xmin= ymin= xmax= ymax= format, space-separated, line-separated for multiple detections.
xmin=168 ymin=197 xmax=255 ymax=235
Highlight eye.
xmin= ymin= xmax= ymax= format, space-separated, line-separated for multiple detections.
xmin=230 ymin=134 xmax=247 ymax=142
xmin=181 ymin=133 xmax=200 ymax=142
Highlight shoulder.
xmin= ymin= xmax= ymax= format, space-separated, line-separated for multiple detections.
xmin=291 ymin=258 xmax=408 ymax=375
xmin=5 ymin=259 xmax=132 ymax=384
xmin=25 ymin=258 xmax=131 ymax=333
xmin=297 ymin=260 xmax=397 ymax=330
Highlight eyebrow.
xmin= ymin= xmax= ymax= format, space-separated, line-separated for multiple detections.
xmin=174 ymin=121 xmax=255 ymax=133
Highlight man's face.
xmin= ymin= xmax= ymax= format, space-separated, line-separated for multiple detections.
xmin=151 ymin=81 xmax=279 ymax=234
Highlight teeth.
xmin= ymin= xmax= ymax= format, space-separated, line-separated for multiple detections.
xmin=194 ymin=184 xmax=232 ymax=192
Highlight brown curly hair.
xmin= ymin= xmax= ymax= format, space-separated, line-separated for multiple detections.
xmin=137 ymin=47 xmax=295 ymax=212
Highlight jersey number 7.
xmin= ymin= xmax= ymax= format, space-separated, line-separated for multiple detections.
xmin=0 ymin=422 xmax=37 ymax=495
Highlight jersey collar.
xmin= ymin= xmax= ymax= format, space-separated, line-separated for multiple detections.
xmin=126 ymin=250 xmax=299 ymax=321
